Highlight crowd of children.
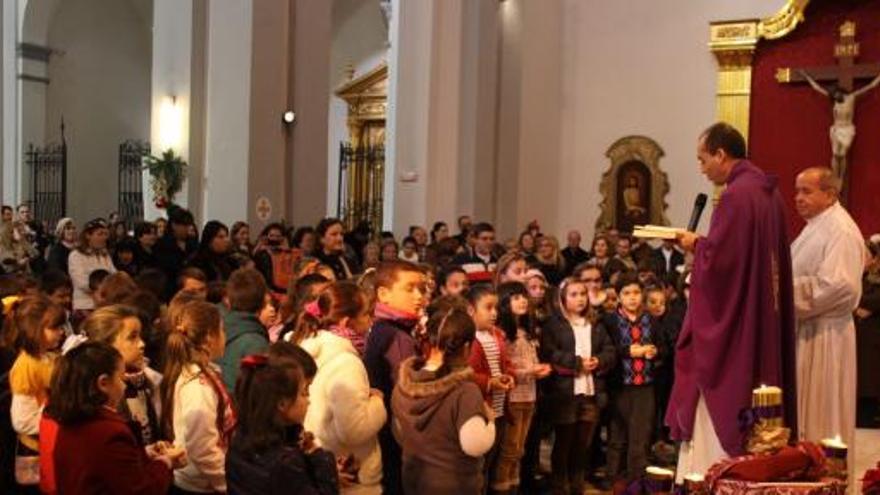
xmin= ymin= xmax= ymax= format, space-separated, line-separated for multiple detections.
xmin=0 ymin=208 xmax=691 ymax=495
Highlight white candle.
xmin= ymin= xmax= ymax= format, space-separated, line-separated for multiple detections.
xmin=821 ymin=435 xmax=847 ymax=449
xmin=645 ymin=466 xmax=675 ymax=477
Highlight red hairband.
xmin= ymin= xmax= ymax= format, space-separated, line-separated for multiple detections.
xmin=304 ymin=300 xmax=323 ymax=318
xmin=240 ymin=354 xmax=268 ymax=370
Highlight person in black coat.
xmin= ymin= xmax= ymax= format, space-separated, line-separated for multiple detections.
xmin=651 ymin=240 xmax=685 ymax=285
xmin=133 ymin=221 xmax=160 ymax=273
xmin=187 ymin=220 xmax=235 ymax=283
xmin=561 ymin=230 xmax=590 ymax=277
xmin=315 ymin=218 xmax=360 ymax=280
xmin=540 ymin=277 xmax=616 ymax=495
xmin=857 ymin=245 xmax=880 ymax=427
xmin=226 ymin=355 xmax=338 ymax=495
xmin=153 ymin=206 xmax=198 ymax=300
xmin=46 ymin=218 xmax=78 ymax=274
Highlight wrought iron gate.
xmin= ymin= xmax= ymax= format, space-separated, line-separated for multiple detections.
xmin=337 ymin=142 xmax=385 ymax=232
xmin=118 ymin=140 xmax=150 ymax=230
xmin=25 ymin=133 xmax=67 ymax=229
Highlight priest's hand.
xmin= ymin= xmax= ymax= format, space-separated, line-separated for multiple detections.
xmin=629 ymin=345 xmax=646 ymax=358
xmin=644 ymin=345 xmax=658 ymax=360
xmin=676 ymin=231 xmax=699 ymax=252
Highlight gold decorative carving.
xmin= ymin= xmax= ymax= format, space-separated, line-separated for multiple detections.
xmin=707 ymin=1 xmax=811 ymax=203
xmin=708 ymin=18 xmax=758 ymax=141
xmin=334 ymin=63 xmax=388 ymax=231
xmin=776 ymin=67 xmax=791 ymax=83
xmin=708 ymin=0 xmax=814 ymax=139
xmin=758 ymin=0 xmax=810 ymax=40
xmin=595 ymin=136 xmax=670 ymax=232
xmin=335 ymin=63 xmax=388 ymax=147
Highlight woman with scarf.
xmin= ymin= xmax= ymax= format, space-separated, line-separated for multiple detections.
xmin=68 ymin=219 xmax=116 ymax=312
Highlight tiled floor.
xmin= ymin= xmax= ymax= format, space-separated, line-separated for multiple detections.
xmin=855 ymin=428 xmax=880 ymax=492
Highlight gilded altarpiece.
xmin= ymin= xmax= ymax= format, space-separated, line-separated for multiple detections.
xmin=335 ymin=64 xmax=388 ymax=231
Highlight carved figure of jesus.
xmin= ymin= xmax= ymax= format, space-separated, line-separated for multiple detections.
xmin=623 ymin=174 xmax=646 ymax=218
xmin=800 ymin=69 xmax=880 ymax=181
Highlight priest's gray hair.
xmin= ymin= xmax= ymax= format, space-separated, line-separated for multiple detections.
xmin=801 ymin=167 xmax=841 ymax=196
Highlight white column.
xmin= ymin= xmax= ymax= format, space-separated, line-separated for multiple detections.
xmin=424 ymin=0 xmax=464 ymax=229
xmin=2 ymin=0 xmax=19 ymax=203
xmin=147 ymin=0 xmax=193 ymax=220
xmin=201 ymin=0 xmax=252 ymax=224
xmin=385 ymin=0 xmax=433 ymax=235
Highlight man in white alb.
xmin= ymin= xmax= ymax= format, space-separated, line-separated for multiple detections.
xmin=791 ymin=167 xmax=866 ymax=484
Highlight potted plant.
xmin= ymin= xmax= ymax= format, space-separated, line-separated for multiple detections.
xmin=143 ymin=149 xmax=187 ymax=209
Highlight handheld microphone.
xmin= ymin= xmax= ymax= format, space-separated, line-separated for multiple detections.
xmin=687 ymin=193 xmax=708 ymax=232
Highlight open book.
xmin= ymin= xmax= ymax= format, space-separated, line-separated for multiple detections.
xmin=632 ymin=225 xmax=684 ymax=240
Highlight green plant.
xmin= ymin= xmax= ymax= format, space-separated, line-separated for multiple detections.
xmin=143 ymin=148 xmax=187 ymax=208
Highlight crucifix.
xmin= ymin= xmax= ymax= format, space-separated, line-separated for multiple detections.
xmin=776 ymin=20 xmax=880 ymax=201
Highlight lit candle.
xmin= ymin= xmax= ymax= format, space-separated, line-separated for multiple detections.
xmin=820 ymin=435 xmax=847 ymax=450
xmin=645 ymin=466 xmax=675 ymax=493
xmin=645 ymin=466 xmax=675 ymax=477
xmin=750 ymin=385 xmax=783 ymax=426
xmin=821 ymin=434 xmax=848 ymax=480
xmin=683 ymin=473 xmax=705 ymax=494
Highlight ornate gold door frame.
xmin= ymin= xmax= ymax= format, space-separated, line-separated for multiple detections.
xmin=335 ymin=63 xmax=388 ymax=230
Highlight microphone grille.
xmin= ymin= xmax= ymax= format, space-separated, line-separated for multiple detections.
xmin=696 ymin=193 xmax=708 ymax=207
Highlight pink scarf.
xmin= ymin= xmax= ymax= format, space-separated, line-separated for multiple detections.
xmin=328 ymin=324 xmax=367 ymax=356
xmin=373 ymin=302 xmax=420 ymax=323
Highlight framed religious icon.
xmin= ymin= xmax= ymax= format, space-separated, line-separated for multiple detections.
xmin=596 ymin=135 xmax=671 ymax=233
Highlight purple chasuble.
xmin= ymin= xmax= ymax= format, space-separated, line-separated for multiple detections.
xmin=665 ymin=160 xmax=797 ymax=456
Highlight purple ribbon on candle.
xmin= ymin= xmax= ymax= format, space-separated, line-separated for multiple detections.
xmin=624 ymin=477 xmax=674 ymax=494
xmin=823 ymin=446 xmax=847 ymax=460
xmin=737 ymin=404 xmax=783 ymax=432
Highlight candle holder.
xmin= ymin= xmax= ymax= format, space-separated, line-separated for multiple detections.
xmin=644 ymin=466 xmax=675 ymax=494
xmin=821 ymin=437 xmax=848 ymax=480
xmin=682 ymin=473 xmax=707 ymax=494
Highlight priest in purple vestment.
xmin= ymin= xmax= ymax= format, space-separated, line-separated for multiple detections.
xmin=667 ymin=123 xmax=797 ymax=478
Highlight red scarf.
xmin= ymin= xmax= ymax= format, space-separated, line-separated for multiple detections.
xmin=203 ymin=366 xmax=237 ymax=449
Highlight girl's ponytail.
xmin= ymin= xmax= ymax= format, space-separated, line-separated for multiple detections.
xmin=159 ymin=300 xmax=223 ymax=440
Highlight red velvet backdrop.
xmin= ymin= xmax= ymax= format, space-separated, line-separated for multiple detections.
xmin=749 ymin=0 xmax=880 ymax=238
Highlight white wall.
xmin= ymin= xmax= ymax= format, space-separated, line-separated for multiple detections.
xmin=386 ymin=0 xmax=434 ymax=234
xmin=327 ymin=0 xmax=387 ymax=217
xmin=202 ymin=0 xmax=252 ymax=223
xmin=20 ymin=58 xmax=46 ymax=155
xmin=383 ymin=0 xmax=783 ymax=241
xmin=44 ymin=0 xmax=152 ymax=222
xmin=496 ymin=0 xmax=781 ymax=240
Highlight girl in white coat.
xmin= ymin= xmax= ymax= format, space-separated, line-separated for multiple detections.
xmin=292 ymin=282 xmax=386 ymax=495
